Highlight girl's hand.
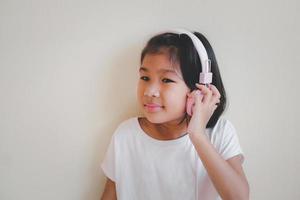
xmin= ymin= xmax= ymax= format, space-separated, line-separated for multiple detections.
xmin=186 ymin=83 xmax=221 ymax=136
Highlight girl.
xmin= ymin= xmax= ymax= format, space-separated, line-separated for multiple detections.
xmin=100 ymin=29 xmax=249 ymax=200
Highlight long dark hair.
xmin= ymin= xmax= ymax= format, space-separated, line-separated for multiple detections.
xmin=140 ymin=31 xmax=227 ymax=129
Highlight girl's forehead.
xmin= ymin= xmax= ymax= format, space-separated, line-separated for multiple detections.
xmin=140 ymin=53 xmax=182 ymax=77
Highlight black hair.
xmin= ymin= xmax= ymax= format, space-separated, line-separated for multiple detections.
xmin=140 ymin=31 xmax=227 ymax=129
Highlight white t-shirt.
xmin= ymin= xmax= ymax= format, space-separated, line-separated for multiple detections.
xmin=101 ymin=116 xmax=245 ymax=200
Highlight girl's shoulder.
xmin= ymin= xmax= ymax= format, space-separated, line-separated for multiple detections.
xmin=206 ymin=117 xmax=238 ymax=140
xmin=209 ymin=117 xmax=244 ymax=162
xmin=212 ymin=117 xmax=236 ymax=131
xmin=111 ymin=116 xmax=140 ymax=139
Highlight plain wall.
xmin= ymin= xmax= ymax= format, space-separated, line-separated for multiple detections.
xmin=1 ymin=0 xmax=299 ymax=199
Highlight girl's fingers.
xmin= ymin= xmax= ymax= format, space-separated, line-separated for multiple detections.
xmin=209 ymin=84 xmax=221 ymax=99
xmin=211 ymin=97 xmax=221 ymax=108
xmin=195 ymin=83 xmax=212 ymax=104
xmin=209 ymin=84 xmax=221 ymax=107
xmin=193 ymin=90 xmax=203 ymax=110
xmin=195 ymin=83 xmax=221 ymax=107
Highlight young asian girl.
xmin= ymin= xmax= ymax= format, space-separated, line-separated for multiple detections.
xmin=100 ymin=29 xmax=249 ymax=200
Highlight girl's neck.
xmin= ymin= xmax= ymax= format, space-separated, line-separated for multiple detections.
xmin=140 ymin=116 xmax=188 ymax=140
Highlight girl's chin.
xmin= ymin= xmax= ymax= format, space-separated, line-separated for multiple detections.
xmin=143 ymin=112 xmax=162 ymax=121
xmin=143 ymin=113 xmax=187 ymax=125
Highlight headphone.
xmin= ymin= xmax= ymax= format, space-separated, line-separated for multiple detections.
xmin=162 ymin=28 xmax=213 ymax=116
xmin=160 ymin=28 xmax=213 ymax=85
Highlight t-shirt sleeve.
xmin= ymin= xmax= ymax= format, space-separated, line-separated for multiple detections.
xmin=101 ymin=133 xmax=117 ymax=182
xmin=218 ymin=119 xmax=245 ymax=164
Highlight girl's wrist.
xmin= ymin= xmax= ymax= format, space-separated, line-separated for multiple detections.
xmin=188 ymin=131 xmax=209 ymax=146
xmin=188 ymin=128 xmax=206 ymax=138
xmin=187 ymin=126 xmax=206 ymax=135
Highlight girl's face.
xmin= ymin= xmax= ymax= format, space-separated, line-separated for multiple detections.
xmin=137 ymin=53 xmax=191 ymax=124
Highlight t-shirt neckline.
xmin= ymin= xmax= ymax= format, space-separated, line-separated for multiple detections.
xmin=134 ymin=116 xmax=189 ymax=146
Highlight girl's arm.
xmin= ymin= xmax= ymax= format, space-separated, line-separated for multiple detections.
xmin=187 ymin=84 xmax=249 ymax=199
xmin=189 ymin=133 xmax=250 ymax=200
xmin=100 ymin=177 xmax=117 ymax=200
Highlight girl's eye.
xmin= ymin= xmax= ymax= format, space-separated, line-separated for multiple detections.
xmin=140 ymin=76 xmax=174 ymax=83
xmin=140 ymin=76 xmax=149 ymax=81
xmin=162 ymin=78 xmax=174 ymax=83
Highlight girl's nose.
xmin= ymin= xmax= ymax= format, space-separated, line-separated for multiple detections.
xmin=144 ymin=85 xmax=160 ymax=97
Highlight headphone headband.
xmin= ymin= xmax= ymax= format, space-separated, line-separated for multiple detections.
xmin=157 ymin=28 xmax=212 ymax=84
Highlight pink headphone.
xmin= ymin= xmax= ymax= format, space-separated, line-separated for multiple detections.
xmin=162 ymin=29 xmax=213 ymax=116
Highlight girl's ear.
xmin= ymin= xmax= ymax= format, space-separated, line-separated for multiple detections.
xmin=187 ymin=91 xmax=193 ymax=98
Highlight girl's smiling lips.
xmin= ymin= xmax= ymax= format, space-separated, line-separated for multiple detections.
xmin=144 ymin=103 xmax=163 ymax=112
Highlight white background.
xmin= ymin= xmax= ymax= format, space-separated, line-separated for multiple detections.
xmin=0 ymin=0 xmax=299 ymax=199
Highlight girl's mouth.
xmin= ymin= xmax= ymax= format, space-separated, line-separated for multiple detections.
xmin=144 ymin=104 xmax=163 ymax=112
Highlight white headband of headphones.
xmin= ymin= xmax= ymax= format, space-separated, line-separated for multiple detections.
xmin=158 ymin=28 xmax=212 ymax=84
